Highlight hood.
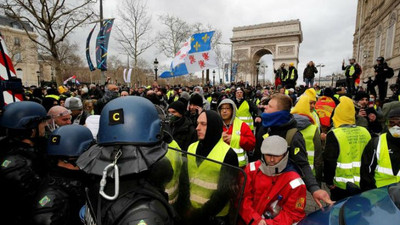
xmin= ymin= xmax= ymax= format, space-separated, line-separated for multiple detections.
xmin=194 ymin=86 xmax=204 ymax=97
xmin=332 ymin=96 xmax=355 ymax=128
xmin=304 ymin=88 xmax=317 ymax=102
xmin=293 ymin=114 xmax=312 ymax=130
xmin=217 ymin=98 xmax=237 ymax=126
xmin=291 ymin=95 xmax=315 ymax=125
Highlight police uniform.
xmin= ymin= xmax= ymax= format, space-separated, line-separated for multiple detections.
xmin=77 ymin=96 xmax=175 ymax=225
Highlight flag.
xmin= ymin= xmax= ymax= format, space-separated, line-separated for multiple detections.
xmin=160 ymin=31 xmax=218 ymax=78
xmin=86 ymin=24 xmax=97 ymax=71
xmin=0 ymin=32 xmax=23 ymax=108
xmin=96 ymin=19 xmax=114 ymax=71
xmin=123 ymin=68 xmax=132 ymax=83
xmin=63 ymin=75 xmax=80 ymax=85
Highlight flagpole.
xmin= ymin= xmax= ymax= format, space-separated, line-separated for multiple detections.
xmin=99 ymin=0 xmax=106 ymax=84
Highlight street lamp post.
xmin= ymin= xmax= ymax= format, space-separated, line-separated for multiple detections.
xmin=256 ymin=62 xmax=260 ymax=86
xmin=36 ymin=71 xmax=40 ymax=86
xmin=212 ymin=69 xmax=216 ymax=86
xmin=316 ymin=63 xmax=325 ymax=85
xmin=153 ymin=58 xmax=159 ymax=81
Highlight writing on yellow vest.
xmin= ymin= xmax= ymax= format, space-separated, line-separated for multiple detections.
xmin=332 ymin=126 xmax=371 ymax=189
xmin=375 ymin=133 xmax=400 ymax=187
xmin=187 ymin=139 xmax=230 ymax=216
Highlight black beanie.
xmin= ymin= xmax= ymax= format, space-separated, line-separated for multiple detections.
xmin=388 ymin=107 xmax=400 ymax=118
xmin=354 ymin=91 xmax=369 ymax=102
xmin=168 ymin=101 xmax=186 ymax=116
xmin=189 ymin=93 xmax=203 ymax=108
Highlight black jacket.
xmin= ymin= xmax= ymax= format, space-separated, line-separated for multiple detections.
xmin=170 ymin=116 xmax=197 ymax=151
xmin=253 ymin=116 xmax=320 ymax=193
xmin=303 ymin=65 xmax=318 ymax=79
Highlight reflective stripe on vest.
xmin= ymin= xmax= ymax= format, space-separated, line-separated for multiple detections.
xmin=300 ymin=124 xmax=318 ymax=173
xmin=230 ymin=117 xmax=247 ymax=167
xmin=187 ymin=140 xmax=230 ymax=216
xmin=165 ymin=140 xmax=182 ymax=204
xmin=237 ymin=100 xmax=254 ymax=130
xmin=332 ymin=126 xmax=371 ymax=189
xmin=375 ymin=133 xmax=400 ymax=187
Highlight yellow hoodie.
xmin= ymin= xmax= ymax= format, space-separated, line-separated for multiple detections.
xmin=304 ymin=88 xmax=317 ymax=102
xmin=291 ymin=95 xmax=316 ymax=124
xmin=332 ymin=96 xmax=355 ymax=128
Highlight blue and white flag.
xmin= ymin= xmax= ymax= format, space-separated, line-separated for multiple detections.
xmin=160 ymin=31 xmax=217 ymax=78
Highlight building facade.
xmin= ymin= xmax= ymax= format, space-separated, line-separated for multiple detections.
xmin=353 ymin=0 xmax=400 ymax=89
xmin=0 ymin=15 xmax=52 ymax=86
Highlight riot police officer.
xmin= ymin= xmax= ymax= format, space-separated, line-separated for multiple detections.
xmin=32 ymin=124 xmax=94 ymax=225
xmin=0 ymin=101 xmax=50 ymax=225
xmin=77 ymin=96 xmax=175 ymax=225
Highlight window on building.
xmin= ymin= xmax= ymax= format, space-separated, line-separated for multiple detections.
xmin=374 ymin=25 xmax=382 ymax=60
xmin=15 ymin=52 xmax=22 ymax=62
xmin=14 ymin=37 xmax=20 ymax=46
xmin=385 ymin=12 xmax=397 ymax=59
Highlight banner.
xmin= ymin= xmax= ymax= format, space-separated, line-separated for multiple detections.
xmin=86 ymin=24 xmax=97 ymax=71
xmin=231 ymin=63 xmax=238 ymax=82
xmin=0 ymin=32 xmax=23 ymax=108
xmin=224 ymin=63 xmax=229 ymax=82
xmin=96 ymin=19 xmax=114 ymax=71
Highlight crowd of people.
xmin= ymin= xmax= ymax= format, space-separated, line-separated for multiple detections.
xmin=1 ymin=56 xmax=400 ymax=225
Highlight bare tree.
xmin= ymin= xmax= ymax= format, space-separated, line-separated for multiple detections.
xmin=157 ymin=14 xmax=191 ymax=58
xmin=0 ymin=0 xmax=96 ymax=84
xmin=115 ymin=0 xmax=153 ymax=69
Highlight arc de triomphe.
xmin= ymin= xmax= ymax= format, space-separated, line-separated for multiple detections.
xmin=230 ymin=20 xmax=303 ymax=86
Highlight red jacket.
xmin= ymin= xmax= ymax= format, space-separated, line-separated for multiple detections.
xmin=223 ymin=120 xmax=255 ymax=152
xmin=239 ymin=161 xmax=306 ymax=225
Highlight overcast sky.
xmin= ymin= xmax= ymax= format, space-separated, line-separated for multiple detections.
xmin=75 ymin=0 xmax=359 ymax=84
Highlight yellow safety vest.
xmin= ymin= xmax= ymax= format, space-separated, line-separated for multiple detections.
xmin=236 ymin=100 xmax=254 ymax=131
xmin=349 ymin=65 xmax=355 ymax=76
xmin=300 ymin=124 xmax=318 ymax=173
xmin=331 ymin=126 xmax=371 ymax=189
xmin=312 ymin=111 xmax=321 ymax=129
xmin=173 ymin=95 xmax=179 ymax=102
xmin=230 ymin=117 xmax=247 ymax=167
xmin=287 ymin=68 xmax=295 ymax=80
xmin=334 ymin=94 xmax=340 ymax=100
xmin=207 ymin=96 xmax=212 ymax=103
xmin=45 ymin=94 xmax=60 ymax=101
xmin=166 ymin=90 xmax=174 ymax=99
xmin=165 ymin=140 xmax=182 ymax=204
xmin=187 ymin=139 xmax=230 ymax=216
xmin=255 ymin=98 xmax=260 ymax=106
xmin=375 ymin=133 xmax=400 ymax=187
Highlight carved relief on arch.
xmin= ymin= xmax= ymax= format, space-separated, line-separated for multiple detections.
xmin=278 ymin=45 xmax=295 ymax=56
xmin=376 ymin=25 xmax=383 ymax=37
xmin=250 ymin=45 xmax=276 ymax=55
xmin=389 ymin=11 xmax=397 ymax=27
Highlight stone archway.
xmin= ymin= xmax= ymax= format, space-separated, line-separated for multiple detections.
xmin=230 ymin=20 xmax=303 ymax=86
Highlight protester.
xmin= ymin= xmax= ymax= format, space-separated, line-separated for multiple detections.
xmin=240 ymin=136 xmax=306 ymax=225
xmin=47 ymin=105 xmax=72 ymax=131
xmin=65 ymin=96 xmax=89 ymax=125
xmin=324 ymin=96 xmax=371 ymax=200
xmin=303 ymin=61 xmax=318 ymax=88
xmin=217 ymin=98 xmax=255 ymax=167
xmin=167 ymin=101 xmax=197 ymax=150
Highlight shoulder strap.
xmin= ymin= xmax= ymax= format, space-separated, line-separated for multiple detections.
xmin=286 ymin=128 xmax=298 ymax=147
xmin=102 ymin=180 xmax=176 ymax=225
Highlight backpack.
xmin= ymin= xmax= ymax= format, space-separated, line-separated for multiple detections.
xmin=386 ymin=67 xmax=395 ymax=78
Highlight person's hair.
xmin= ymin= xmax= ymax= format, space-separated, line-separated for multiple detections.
xmin=270 ymin=93 xmax=292 ymax=111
